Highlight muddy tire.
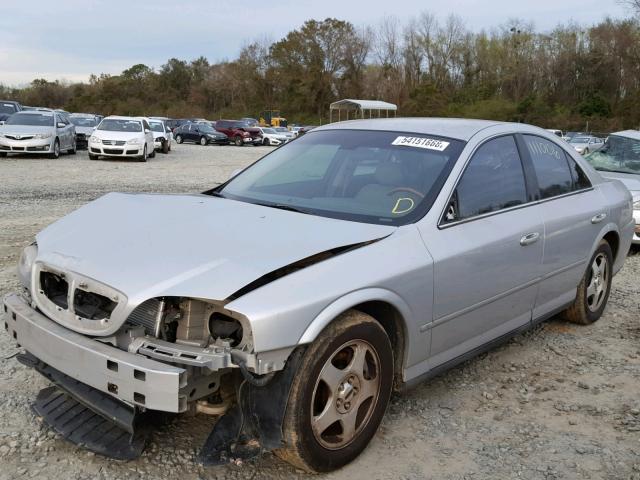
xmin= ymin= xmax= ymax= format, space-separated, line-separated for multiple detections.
xmin=562 ymin=240 xmax=613 ymax=325
xmin=275 ymin=310 xmax=393 ymax=473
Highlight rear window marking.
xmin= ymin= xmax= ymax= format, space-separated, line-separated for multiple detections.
xmin=392 ymin=136 xmax=450 ymax=151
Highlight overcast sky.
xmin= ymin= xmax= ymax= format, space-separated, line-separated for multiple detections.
xmin=0 ymin=0 xmax=630 ymax=86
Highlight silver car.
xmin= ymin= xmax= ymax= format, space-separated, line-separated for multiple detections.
xmin=0 ymin=110 xmax=76 ymax=158
xmin=584 ymin=130 xmax=640 ymax=244
xmin=570 ymin=135 xmax=605 ymax=155
xmin=2 ymin=119 xmax=634 ymax=472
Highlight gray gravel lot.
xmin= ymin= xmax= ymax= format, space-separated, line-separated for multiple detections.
xmin=0 ymin=144 xmax=639 ymax=480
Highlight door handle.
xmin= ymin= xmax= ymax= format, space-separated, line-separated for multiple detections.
xmin=520 ymin=232 xmax=540 ymax=246
xmin=591 ymin=213 xmax=607 ymax=224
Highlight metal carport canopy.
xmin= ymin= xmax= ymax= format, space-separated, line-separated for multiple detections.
xmin=329 ymin=99 xmax=397 ymax=122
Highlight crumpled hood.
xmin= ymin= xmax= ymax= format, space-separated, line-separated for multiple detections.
xmin=35 ymin=193 xmax=395 ymax=304
xmin=600 ymin=171 xmax=640 ymax=200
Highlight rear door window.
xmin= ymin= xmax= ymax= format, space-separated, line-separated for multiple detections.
xmin=565 ymin=152 xmax=592 ymax=190
xmin=523 ymin=135 xmax=573 ymax=199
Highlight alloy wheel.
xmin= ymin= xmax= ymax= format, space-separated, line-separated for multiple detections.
xmin=311 ymin=339 xmax=381 ymax=450
xmin=586 ymin=252 xmax=609 ymax=312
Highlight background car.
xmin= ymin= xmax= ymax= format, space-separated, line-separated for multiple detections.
xmin=0 ymin=100 xmax=23 ymax=122
xmin=69 ymin=113 xmax=99 ymax=149
xmin=89 ymin=116 xmax=155 ymax=161
xmin=257 ymin=126 xmax=290 ymax=146
xmin=148 ymin=118 xmax=172 ymax=153
xmin=173 ymin=122 xmax=229 ymax=145
xmin=570 ymin=135 xmax=605 ymax=155
xmin=0 ymin=110 xmax=76 ymax=158
xmin=585 ymin=130 xmax=640 ymax=244
xmin=273 ymin=126 xmax=296 ymax=141
xmin=215 ymin=119 xmax=262 ymax=146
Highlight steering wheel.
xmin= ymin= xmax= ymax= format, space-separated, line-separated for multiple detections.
xmin=387 ymin=187 xmax=425 ymax=199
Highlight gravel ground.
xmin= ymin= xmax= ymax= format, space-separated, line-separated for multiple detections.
xmin=0 ymin=144 xmax=639 ymax=480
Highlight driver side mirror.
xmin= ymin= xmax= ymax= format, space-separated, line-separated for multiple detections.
xmin=57 ymin=122 xmax=66 ymax=128
xmin=145 ymin=128 xmax=150 ymax=133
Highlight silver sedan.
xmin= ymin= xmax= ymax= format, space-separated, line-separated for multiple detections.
xmin=2 ymin=118 xmax=634 ymax=472
xmin=0 ymin=110 xmax=76 ymax=158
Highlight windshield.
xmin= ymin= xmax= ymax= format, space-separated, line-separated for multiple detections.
xmin=275 ymin=127 xmax=288 ymax=132
xmin=98 ymin=119 xmax=142 ymax=132
xmin=570 ymin=136 xmax=590 ymax=144
xmin=262 ymin=128 xmax=276 ymax=134
xmin=5 ymin=113 xmax=53 ymax=126
xmin=196 ymin=124 xmax=215 ymax=133
xmin=585 ymin=135 xmax=640 ymax=175
xmin=219 ymin=129 xmax=464 ymax=225
xmin=0 ymin=103 xmax=18 ymax=115
xmin=149 ymin=121 xmax=165 ymax=133
xmin=70 ymin=117 xmax=96 ymax=127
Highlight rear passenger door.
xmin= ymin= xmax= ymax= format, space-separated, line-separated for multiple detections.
xmin=427 ymin=135 xmax=544 ymax=367
xmin=519 ymin=134 xmax=605 ymax=319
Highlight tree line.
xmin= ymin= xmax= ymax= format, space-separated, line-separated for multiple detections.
xmin=2 ymin=12 xmax=640 ymax=132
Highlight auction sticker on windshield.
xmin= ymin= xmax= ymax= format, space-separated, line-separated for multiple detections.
xmin=392 ymin=136 xmax=450 ymax=151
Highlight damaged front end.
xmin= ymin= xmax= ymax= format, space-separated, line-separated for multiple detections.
xmin=2 ymin=274 xmax=299 ymax=462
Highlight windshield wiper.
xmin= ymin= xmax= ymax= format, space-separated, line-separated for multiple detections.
xmin=254 ymin=202 xmax=310 ymax=215
xmin=597 ymin=168 xmax=634 ymax=174
xmin=207 ymin=190 xmax=226 ymax=198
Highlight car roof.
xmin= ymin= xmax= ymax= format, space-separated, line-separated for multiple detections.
xmin=314 ymin=118 xmax=509 ymax=141
xmin=611 ymin=130 xmax=640 ymax=141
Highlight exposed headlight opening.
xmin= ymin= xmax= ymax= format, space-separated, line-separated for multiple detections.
xmin=633 ymin=200 xmax=640 ymax=211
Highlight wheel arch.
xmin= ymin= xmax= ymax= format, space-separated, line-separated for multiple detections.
xmin=298 ymin=288 xmax=411 ymax=390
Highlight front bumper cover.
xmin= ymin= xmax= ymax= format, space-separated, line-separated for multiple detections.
xmin=2 ymin=293 xmax=187 ymax=412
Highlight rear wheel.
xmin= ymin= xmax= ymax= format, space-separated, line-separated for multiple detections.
xmin=276 ymin=310 xmax=393 ymax=473
xmin=562 ymin=240 xmax=613 ymax=325
xmin=234 ymin=136 xmax=243 ymax=146
xmin=175 ymin=135 xmax=183 ymax=144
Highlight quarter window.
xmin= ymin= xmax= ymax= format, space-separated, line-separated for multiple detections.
xmin=565 ymin=152 xmax=592 ymax=190
xmin=450 ymin=135 xmax=528 ymax=221
xmin=523 ymin=135 xmax=573 ymax=199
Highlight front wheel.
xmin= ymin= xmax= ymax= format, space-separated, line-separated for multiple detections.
xmin=234 ymin=136 xmax=243 ymax=147
xmin=562 ymin=240 xmax=613 ymax=325
xmin=276 ymin=310 xmax=393 ymax=473
xmin=49 ymin=139 xmax=60 ymax=159
xmin=138 ymin=145 xmax=147 ymax=162
xmin=175 ymin=135 xmax=183 ymax=144
xmin=583 ymin=148 xmax=589 ymax=155
xmin=200 ymin=136 xmax=208 ymax=146
xmin=89 ymin=153 xmax=98 ymax=160
xmin=68 ymin=139 xmax=77 ymax=154
xmin=162 ymin=141 xmax=169 ymax=154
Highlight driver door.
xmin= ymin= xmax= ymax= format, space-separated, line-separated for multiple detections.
xmin=425 ymin=135 xmax=544 ymax=367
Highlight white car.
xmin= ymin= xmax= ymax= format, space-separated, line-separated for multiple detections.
xmin=89 ymin=116 xmax=155 ymax=161
xmin=148 ymin=119 xmax=172 ymax=154
xmin=273 ymin=127 xmax=296 ymax=141
xmin=257 ymin=127 xmax=290 ymax=146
